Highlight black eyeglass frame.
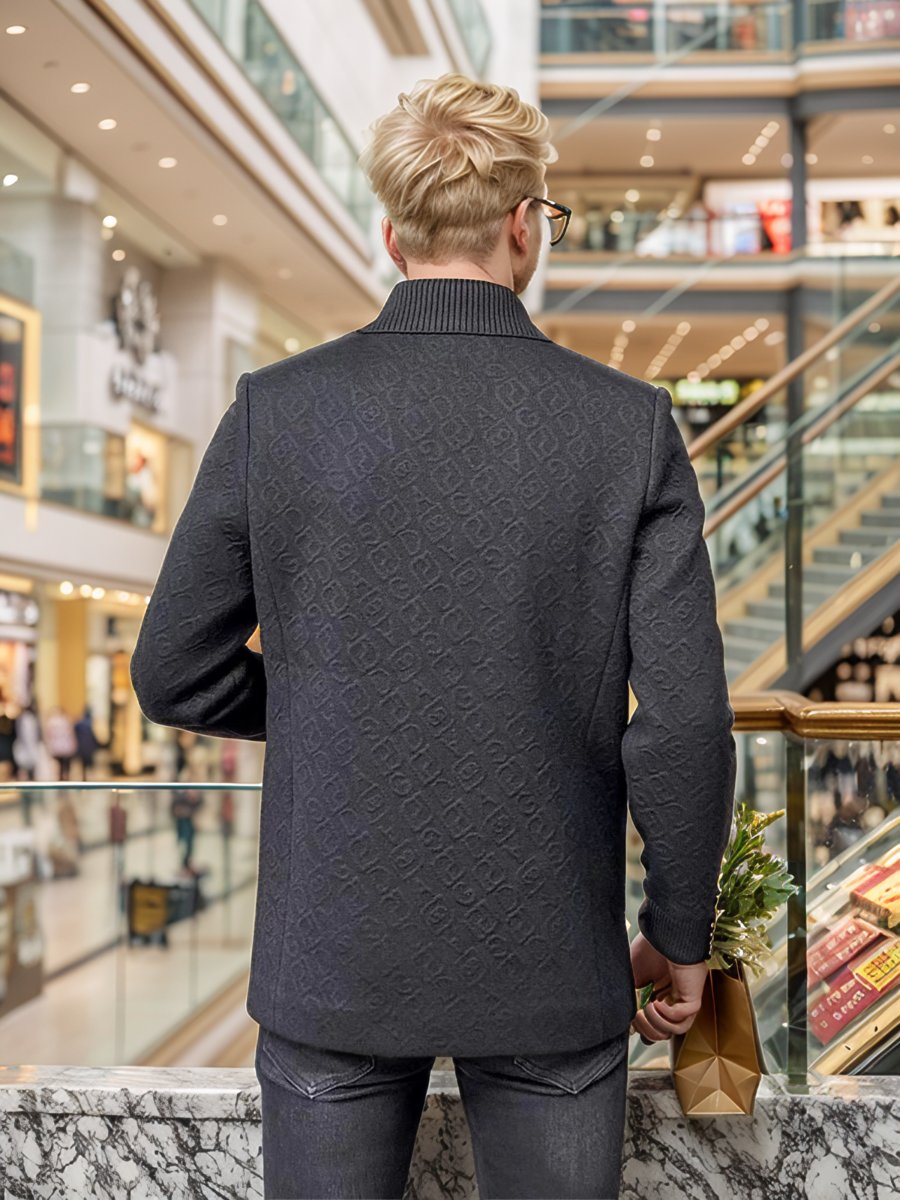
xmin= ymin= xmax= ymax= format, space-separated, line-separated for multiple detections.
xmin=522 ymin=195 xmax=572 ymax=246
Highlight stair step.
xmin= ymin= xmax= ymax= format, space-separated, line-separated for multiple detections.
xmin=881 ymin=493 xmax=900 ymax=509
xmin=860 ymin=510 xmax=900 ymax=529
xmin=768 ymin=581 xmax=834 ymax=600
xmin=838 ymin=528 xmax=898 ymax=549
xmin=745 ymin=598 xmax=819 ymax=622
xmin=813 ymin=545 xmax=881 ymax=567
xmin=805 ymin=564 xmax=857 ymax=586
xmin=723 ymin=635 xmax=769 ymax=663
xmin=724 ymin=616 xmax=782 ymax=643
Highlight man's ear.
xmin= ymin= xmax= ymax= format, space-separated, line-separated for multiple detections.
xmin=383 ymin=217 xmax=407 ymax=273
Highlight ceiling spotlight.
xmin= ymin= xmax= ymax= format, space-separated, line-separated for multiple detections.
xmin=754 ymin=318 xmax=770 ymax=330
xmin=676 ymin=321 xmax=691 ymax=335
xmin=883 ymin=123 xmax=896 ymax=134
xmin=5 ymin=25 xmax=27 ymax=35
xmin=212 ymin=213 xmax=228 ymax=225
xmin=805 ymin=152 xmax=818 ymax=164
xmin=158 ymin=156 xmax=177 ymax=169
xmin=98 ymin=118 xmax=117 ymax=130
xmin=2 ymin=174 xmax=17 ymax=187
xmin=646 ymin=128 xmax=661 ymax=141
xmin=862 ymin=154 xmax=874 ymax=164
xmin=70 ymin=81 xmax=90 ymax=93
xmin=625 ymin=189 xmax=640 ymax=203
xmin=622 ymin=319 xmax=636 ymax=332
xmin=112 ymin=249 xmax=126 ymax=261
xmin=780 ymin=153 xmax=793 ymax=167
xmin=102 ymin=214 xmax=117 ymax=227
xmin=640 ymin=155 xmax=654 ymax=168
xmin=79 ymin=584 xmax=93 ymax=597
xmin=59 ymin=581 xmax=74 ymax=596
xmin=742 ymin=153 xmax=756 ymax=165
xmin=91 ymin=587 xmax=105 ymax=599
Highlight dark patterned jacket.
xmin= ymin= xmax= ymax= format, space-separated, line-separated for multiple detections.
xmin=130 ymin=276 xmax=736 ymax=1057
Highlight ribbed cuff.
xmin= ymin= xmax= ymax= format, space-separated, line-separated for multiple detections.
xmin=637 ymin=896 xmax=716 ymax=965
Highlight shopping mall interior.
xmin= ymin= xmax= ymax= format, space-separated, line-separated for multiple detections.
xmin=0 ymin=0 xmax=898 ymax=1195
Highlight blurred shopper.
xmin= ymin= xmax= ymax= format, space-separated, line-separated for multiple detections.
xmin=170 ymin=789 xmax=203 ymax=873
xmin=43 ymin=706 xmax=77 ymax=781
xmin=130 ymin=73 xmax=736 ymax=1200
xmin=12 ymin=700 xmax=43 ymax=783
xmin=0 ymin=692 xmax=16 ymax=782
xmin=74 ymin=706 xmax=100 ymax=780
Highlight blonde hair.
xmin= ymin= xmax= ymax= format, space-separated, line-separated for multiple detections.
xmin=358 ymin=72 xmax=558 ymax=264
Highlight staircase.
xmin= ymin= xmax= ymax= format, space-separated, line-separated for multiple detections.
xmin=723 ymin=491 xmax=900 ymax=683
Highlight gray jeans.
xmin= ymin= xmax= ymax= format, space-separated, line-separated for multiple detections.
xmin=255 ymin=1024 xmax=630 ymax=1199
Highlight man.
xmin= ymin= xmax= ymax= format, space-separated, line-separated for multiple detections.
xmin=131 ymin=71 xmax=736 ymax=1200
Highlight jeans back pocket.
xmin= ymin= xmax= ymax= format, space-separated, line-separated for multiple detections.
xmin=512 ymin=1029 xmax=629 ymax=1095
xmin=256 ymin=1027 xmax=376 ymax=1098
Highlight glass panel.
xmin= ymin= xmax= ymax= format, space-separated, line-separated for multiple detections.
xmin=0 ymin=783 xmax=259 ymax=1066
xmin=446 ymin=0 xmax=493 ymax=75
xmin=806 ymin=0 xmax=900 ymax=43
xmin=188 ymin=0 xmax=375 ymax=235
xmin=540 ymin=2 xmax=793 ymax=57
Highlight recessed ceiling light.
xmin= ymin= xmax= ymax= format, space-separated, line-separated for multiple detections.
xmin=112 ymin=249 xmax=126 ymax=261
xmin=862 ymin=154 xmax=874 ymax=164
xmin=2 ymin=174 xmax=17 ymax=187
xmin=212 ymin=213 xmax=228 ymax=225
xmin=640 ymin=155 xmax=654 ymax=168
xmin=5 ymin=25 xmax=27 ymax=35
xmin=102 ymin=214 xmax=117 ymax=227
xmin=158 ymin=156 xmax=177 ymax=169
xmin=59 ymin=580 xmax=74 ymax=595
xmin=742 ymin=153 xmax=756 ymax=165
xmin=780 ymin=153 xmax=793 ymax=167
xmin=677 ymin=321 xmax=691 ymax=335
xmin=625 ymin=189 xmax=640 ymax=203
xmin=91 ymin=587 xmax=105 ymax=600
xmin=883 ymin=123 xmax=896 ymax=134
xmin=622 ymin=319 xmax=636 ymax=332
xmin=646 ymin=128 xmax=661 ymax=141
xmin=764 ymin=330 xmax=785 ymax=345
xmin=79 ymin=583 xmax=93 ymax=597
xmin=284 ymin=337 xmax=301 ymax=353
xmin=755 ymin=318 xmax=770 ymax=330
xmin=70 ymin=81 xmax=90 ymax=93
xmin=98 ymin=118 xmax=117 ymax=130
xmin=805 ymin=152 xmax=818 ymax=164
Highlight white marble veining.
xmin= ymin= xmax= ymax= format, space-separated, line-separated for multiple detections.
xmin=0 ymin=1066 xmax=896 ymax=1199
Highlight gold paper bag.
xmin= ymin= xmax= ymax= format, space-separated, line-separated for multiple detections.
xmin=669 ymin=960 xmax=766 ymax=1116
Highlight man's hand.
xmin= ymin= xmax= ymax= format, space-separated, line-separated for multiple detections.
xmin=629 ymin=931 xmax=708 ymax=1042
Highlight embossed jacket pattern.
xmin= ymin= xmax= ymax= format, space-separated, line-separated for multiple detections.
xmin=130 ymin=276 xmax=737 ymax=1057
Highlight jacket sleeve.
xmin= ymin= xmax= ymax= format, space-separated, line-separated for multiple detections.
xmin=622 ymin=384 xmax=736 ymax=964
xmin=130 ymin=371 xmax=266 ymax=741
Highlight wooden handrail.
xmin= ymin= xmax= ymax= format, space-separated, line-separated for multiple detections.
xmin=687 ymin=274 xmax=900 ymax=463
xmin=732 ymin=691 xmax=900 ymax=737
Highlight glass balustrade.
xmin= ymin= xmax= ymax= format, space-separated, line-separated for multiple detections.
xmin=806 ymin=0 xmax=900 ymax=43
xmin=0 ymin=782 xmax=260 ymax=1066
xmin=445 ymin=0 xmax=493 ymax=76
xmin=540 ymin=2 xmax=794 ymax=58
xmin=0 ymin=237 xmax=33 ymax=306
xmin=626 ymin=713 xmax=900 ymax=1080
xmin=188 ymin=0 xmax=375 ymax=234
xmin=2 ymin=701 xmax=897 ymax=1078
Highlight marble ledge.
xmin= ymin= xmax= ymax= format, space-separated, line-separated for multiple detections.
xmin=0 ymin=1064 xmax=895 ymax=1121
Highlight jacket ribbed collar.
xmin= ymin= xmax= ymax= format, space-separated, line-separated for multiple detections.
xmin=356 ymin=276 xmax=552 ymax=341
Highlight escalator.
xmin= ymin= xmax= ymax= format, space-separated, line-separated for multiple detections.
xmin=690 ymin=275 xmax=900 ymax=689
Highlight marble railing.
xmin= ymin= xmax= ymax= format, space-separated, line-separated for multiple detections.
xmin=0 ymin=1065 xmax=895 ymax=1199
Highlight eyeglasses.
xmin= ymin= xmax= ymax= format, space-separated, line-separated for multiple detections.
xmin=522 ymin=195 xmax=572 ymax=246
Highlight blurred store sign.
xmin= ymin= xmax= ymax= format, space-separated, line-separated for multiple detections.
xmin=111 ymin=266 xmax=162 ymax=415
